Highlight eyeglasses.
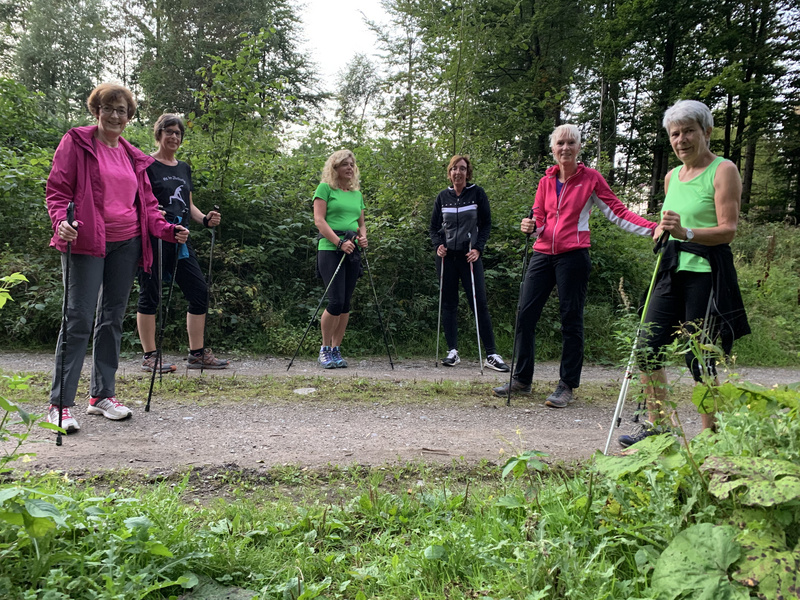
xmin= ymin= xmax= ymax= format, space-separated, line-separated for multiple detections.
xmin=100 ymin=105 xmax=128 ymax=117
xmin=161 ymin=129 xmax=182 ymax=138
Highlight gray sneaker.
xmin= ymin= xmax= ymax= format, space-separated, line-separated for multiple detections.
xmin=492 ymin=379 xmax=532 ymax=397
xmin=87 ymin=397 xmax=132 ymax=420
xmin=544 ymin=381 xmax=574 ymax=408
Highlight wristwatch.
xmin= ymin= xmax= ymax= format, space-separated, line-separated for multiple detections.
xmin=685 ymin=228 xmax=694 ymax=241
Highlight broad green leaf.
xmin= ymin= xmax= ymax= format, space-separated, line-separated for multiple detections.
xmin=702 ymin=456 xmax=800 ymax=506
xmin=651 ymin=523 xmax=748 ymax=600
xmin=24 ymin=498 xmax=61 ymax=519
xmin=26 ymin=515 xmax=56 ymax=538
xmin=593 ymin=434 xmax=677 ymax=478
xmin=0 ymin=511 xmax=24 ymax=526
xmin=495 ymin=494 xmax=526 ymax=509
xmin=733 ymin=525 xmax=799 ymax=600
xmin=423 ymin=544 xmax=447 ymax=560
xmin=124 ymin=516 xmax=153 ymax=531
xmin=147 ymin=542 xmax=173 ymax=557
xmin=0 ymin=487 xmax=23 ymax=503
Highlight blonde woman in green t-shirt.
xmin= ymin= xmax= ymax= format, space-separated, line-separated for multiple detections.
xmin=312 ymin=149 xmax=368 ymax=369
xmin=619 ymin=100 xmax=749 ymax=448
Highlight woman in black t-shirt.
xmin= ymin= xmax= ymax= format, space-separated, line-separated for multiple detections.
xmin=136 ymin=114 xmax=229 ymax=371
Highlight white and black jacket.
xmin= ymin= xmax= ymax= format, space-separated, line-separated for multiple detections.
xmin=429 ymin=184 xmax=492 ymax=253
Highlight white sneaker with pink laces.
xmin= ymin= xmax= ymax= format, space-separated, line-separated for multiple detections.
xmin=87 ymin=397 xmax=132 ymax=420
xmin=47 ymin=404 xmax=80 ymax=433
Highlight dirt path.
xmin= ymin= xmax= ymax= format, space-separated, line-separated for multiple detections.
xmin=2 ymin=352 xmax=798 ymax=475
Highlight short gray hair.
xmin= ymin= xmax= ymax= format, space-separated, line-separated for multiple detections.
xmin=662 ymin=100 xmax=713 ymax=132
xmin=550 ymin=124 xmax=581 ymax=148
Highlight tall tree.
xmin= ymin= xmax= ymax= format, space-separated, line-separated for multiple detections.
xmin=334 ymin=53 xmax=380 ymax=146
xmin=121 ymin=0 xmax=320 ymax=119
xmin=14 ymin=0 xmax=110 ymax=121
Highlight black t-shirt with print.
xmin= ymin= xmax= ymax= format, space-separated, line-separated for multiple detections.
xmin=146 ymin=159 xmax=193 ymax=225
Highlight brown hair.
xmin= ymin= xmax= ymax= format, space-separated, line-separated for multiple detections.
xmin=153 ymin=113 xmax=185 ymax=142
xmin=447 ymin=155 xmax=473 ymax=182
xmin=86 ymin=83 xmax=137 ymax=119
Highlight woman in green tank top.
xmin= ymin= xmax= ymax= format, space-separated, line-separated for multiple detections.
xmin=619 ymin=100 xmax=749 ymax=448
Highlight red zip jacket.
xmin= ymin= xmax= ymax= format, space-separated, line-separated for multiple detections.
xmin=46 ymin=125 xmax=178 ymax=273
xmin=532 ymin=163 xmax=656 ymax=255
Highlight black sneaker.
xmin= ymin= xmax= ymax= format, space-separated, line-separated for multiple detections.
xmin=485 ymin=354 xmax=510 ymax=372
xmin=544 ymin=381 xmax=574 ymax=408
xmin=492 ymin=379 xmax=532 ymax=397
xmin=442 ymin=349 xmax=460 ymax=367
xmin=618 ymin=423 xmax=659 ymax=448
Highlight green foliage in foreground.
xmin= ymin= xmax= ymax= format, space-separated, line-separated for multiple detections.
xmin=1 ymin=373 xmax=799 ymax=598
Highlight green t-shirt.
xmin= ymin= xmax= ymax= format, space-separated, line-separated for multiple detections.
xmin=314 ymin=182 xmax=365 ymax=251
xmin=662 ymin=156 xmax=726 ymax=273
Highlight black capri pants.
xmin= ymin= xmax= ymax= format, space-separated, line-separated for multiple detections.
xmin=638 ymin=269 xmax=727 ymax=382
xmin=138 ymin=238 xmax=208 ymax=316
xmin=317 ymin=250 xmax=362 ymax=316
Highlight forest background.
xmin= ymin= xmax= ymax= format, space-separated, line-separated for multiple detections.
xmin=0 ymin=0 xmax=798 ymax=366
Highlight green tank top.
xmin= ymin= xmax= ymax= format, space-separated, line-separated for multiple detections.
xmin=662 ymin=156 xmax=725 ymax=272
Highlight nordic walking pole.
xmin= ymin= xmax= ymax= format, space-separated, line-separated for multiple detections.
xmin=201 ymin=204 xmax=220 ymax=375
xmin=146 ymin=234 xmax=164 ymax=412
xmin=603 ymin=230 xmax=669 ymax=455
xmin=435 ymin=253 xmax=445 ymax=367
xmin=507 ymin=210 xmax=535 ymax=406
xmin=146 ymin=234 xmax=181 ymax=412
xmin=467 ymin=233 xmax=484 ymax=375
xmin=57 ymin=202 xmax=77 ymax=446
xmin=287 ymin=252 xmax=347 ymax=371
xmin=362 ymin=247 xmax=394 ymax=370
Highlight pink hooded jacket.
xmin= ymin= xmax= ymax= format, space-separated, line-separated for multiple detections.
xmin=532 ymin=163 xmax=656 ymax=255
xmin=46 ymin=125 xmax=177 ymax=273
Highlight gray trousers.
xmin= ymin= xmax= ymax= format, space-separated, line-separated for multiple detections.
xmin=50 ymin=237 xmax=142 ymax=407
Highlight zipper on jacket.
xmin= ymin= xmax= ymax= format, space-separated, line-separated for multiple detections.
xmin=551 ymin=170 xmax=580 ymax=254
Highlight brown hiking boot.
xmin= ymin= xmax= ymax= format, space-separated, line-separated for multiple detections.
xmin=187 ymin=348 xmax=229 ymax=369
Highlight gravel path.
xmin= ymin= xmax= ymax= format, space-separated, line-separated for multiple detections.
xmin=2 ymin=352 xmax=798 ymax=475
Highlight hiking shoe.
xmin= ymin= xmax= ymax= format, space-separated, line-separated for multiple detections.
xmin=442 ymin=349 xmax=460 ymax=367
xmin=187 ymin=348 xmax=229 ymax=370
xmin=485 ymin=354 xmax=510 ymax=372
xmin=492 ymin=379 xmax=532 ymax=397
xmin=544 ymin=381 xmax=574 ymax=408
xmin=141 ymin=353 xmax=176 ymax=373
xmin=318 ymin=346 xmax=337 ymax=369
xmin=47 ymin=404 xmax=80 ymax=433
xmin=331 ymin=346 xmax=348 ymax=368
xmin=87 ymin=397 xmax=132 ymax=421
xmin=619 ymin=423 xmax=660 ymax=448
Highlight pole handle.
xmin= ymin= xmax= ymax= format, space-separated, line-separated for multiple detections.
xmin=654 ymin=230 xmax=669 ymax=253
xmin=66 ymin=202 xmax=78 ymax=230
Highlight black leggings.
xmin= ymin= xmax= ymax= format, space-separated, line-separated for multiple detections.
xmin=638 ymin=270 xmax=721 ymax=381
xmin=138 ymin=238 xmax=208 ymax=316
xmin=317 ymin=250 xmax=361 ymax=316
xmin=437 ymin=252 xmax=497 ymax=355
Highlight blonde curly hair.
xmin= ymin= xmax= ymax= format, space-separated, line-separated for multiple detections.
xmin=320 ymin=149 xmax=360 ymax=191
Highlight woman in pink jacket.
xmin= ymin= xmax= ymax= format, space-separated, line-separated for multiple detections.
xmin=493 ymin=124 xmax=657 ymax=407
xmin=46 ymin=83 xmax=188 ymax=434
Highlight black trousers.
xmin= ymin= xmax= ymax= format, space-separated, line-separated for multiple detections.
xmin=437 ymin=251 xmax=497 ymax=356
xmin=512 ymin=248 xmax=591 ymax=389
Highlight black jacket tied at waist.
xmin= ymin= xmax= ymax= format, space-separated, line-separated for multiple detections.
xmin=315 ymin=230 xmax=363 ymax=279
xmin=657 ymin=240 xmax=751 ymax=345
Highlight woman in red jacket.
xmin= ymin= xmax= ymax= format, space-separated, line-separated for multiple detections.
xmin=46 ymin=83 xmax=188 ymax=434
xmin=493 ymin=124 xmax=657 ymax=407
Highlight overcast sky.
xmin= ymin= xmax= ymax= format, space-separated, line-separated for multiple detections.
xmin=299 ymin=0 xmax=385 ymax=89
